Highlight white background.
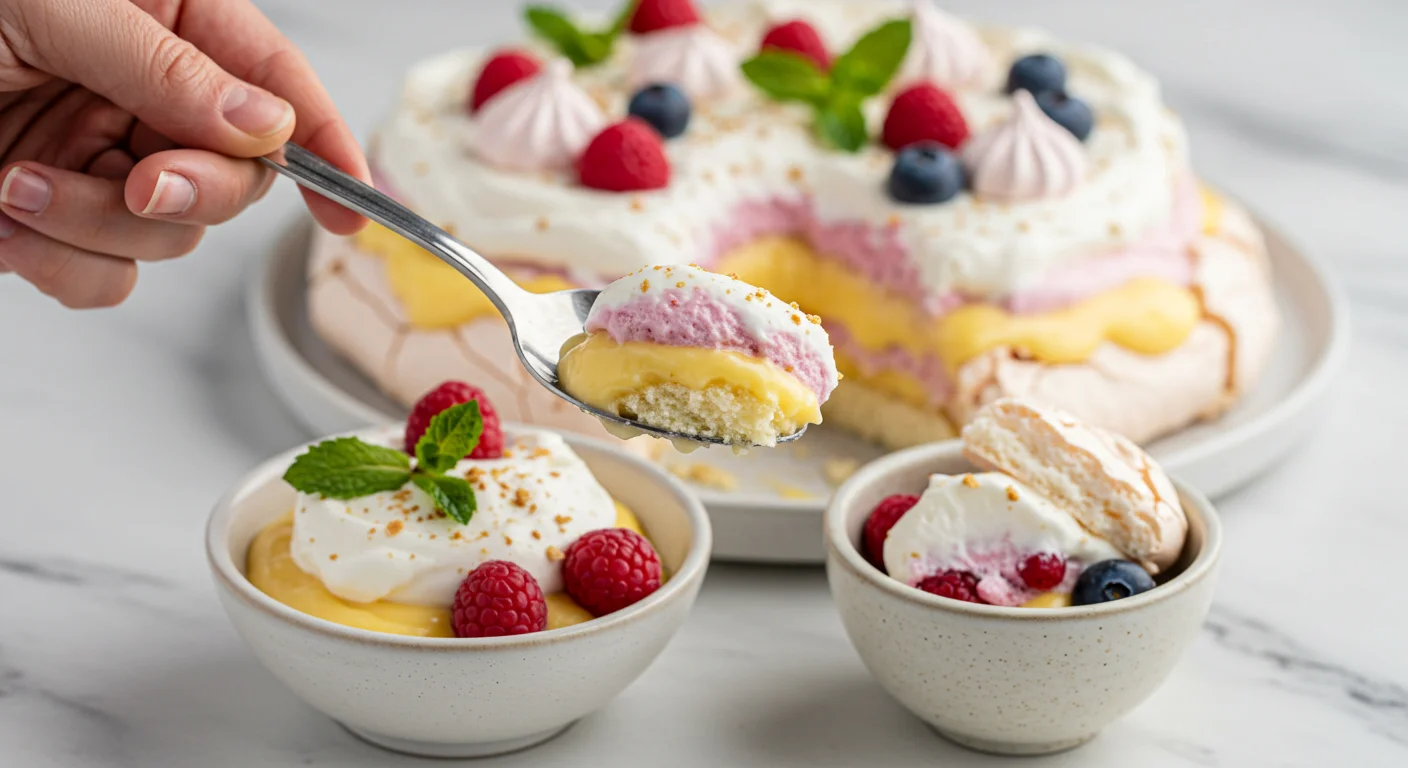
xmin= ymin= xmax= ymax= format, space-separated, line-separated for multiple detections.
xmin=0 ymin=0 xmax=1404 ymax=765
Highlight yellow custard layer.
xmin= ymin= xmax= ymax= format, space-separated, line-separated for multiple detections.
xmin=357 ymin=223 xmax=575 ymax=328
xmin=719 ymin=237 xmax=1200 ymax=373
xmin=247 ymin=503 xmax=647 ymax=637
xmin=557 ymin=332 xmax=823 ymax=428
xmin=360 ymin=192 xmax=1222 ymax=404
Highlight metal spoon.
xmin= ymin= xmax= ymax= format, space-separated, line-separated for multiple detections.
xmin=260 ymin=143 xmax=805 ymax=447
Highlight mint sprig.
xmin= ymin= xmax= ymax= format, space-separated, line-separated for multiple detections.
xmin=415 ymin=400 xmax=484 ymax=475
xmin=283 ymin=438 xmax=412 ymax=498
xmin=282 ymin=402 xmax=485 ymax=525
xmin=412 ymin=474 xmax=478 ymax=525
xmin=741 ymin=18 xmax=912 ymax=152
xmin=525 ymin=0 xmax=636 ymax=68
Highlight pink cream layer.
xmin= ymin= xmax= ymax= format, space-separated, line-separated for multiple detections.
xmin=709 ymin=176 xmax=1203 ymax=317
xmin=585 ymin=287 xmax=835 ymax=403
xmin=826 ymin=322 xmax=953 ymax=407
xmin=904 ymin=537 xmax=1093 ymax=607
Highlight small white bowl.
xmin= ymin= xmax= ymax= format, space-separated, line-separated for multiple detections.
xmin=207 ymin=427 xmax=711 ymax=758
xmin=825 ymin=442 xmax=1221 ymax=756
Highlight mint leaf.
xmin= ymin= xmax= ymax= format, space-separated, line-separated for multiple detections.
xmin=415 ymin=401 xmax=484 ymax=474
xmin=832 ymin=19 xmax=913 ymax=96
xmin=283 ymin=438 xmax=411 ymax=499
xmin=525 ymin=7 xmax=594 ymax=66
xmin=525 ymin=4 xmax=626 ymax=68
xmin=741 ymin=51 xmax=832 ymax=106
xmin=412 ymin=474 xmax=478 ymax=525
xmin=815 ymin=99 xmax=868 ymax=152
xmin=578 ymin=31 xmax=614 ymax=65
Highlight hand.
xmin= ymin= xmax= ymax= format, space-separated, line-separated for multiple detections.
xmin=0 ymin=0 xmax=369 ymax=308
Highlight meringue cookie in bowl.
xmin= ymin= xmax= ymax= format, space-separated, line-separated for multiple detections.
xmin=962 ymin=90 xmax=1087 ymax=203
xmin=961 ymin=397 xmax=1188 ymax=573
xmin=471 ymin=58 xmax=605 ymax=173
xmin=899 ymin=1 xmax=993 ymax=90
xmin=629 ymin=25 xmax=742 ymax=101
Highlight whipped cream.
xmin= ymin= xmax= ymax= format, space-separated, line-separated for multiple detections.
xmin=883 ymin=472 xmax=1122 ymax=605
xmin=962 ymin=90 xmax=1087 ymax=204
xmin=585 ymin=264 xmax=840 ymax=401
xmin=898 ymin=1 xmax=993 ymax=90
xmin=376 ymin=0 xmax=1187 ymax=302
xmin=629 ymin=25 xmax=742 ymax=101
xmin=470 ymin=58 xmax=605 ymax=172
xmin=290 ymin=427 xmax=616 ymax=605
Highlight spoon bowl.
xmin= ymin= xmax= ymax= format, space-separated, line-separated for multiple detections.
xmin=260 ymin=143 xmax=805 ymax=447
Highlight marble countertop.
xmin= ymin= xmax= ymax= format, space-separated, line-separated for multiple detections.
xmin=1 ymin=0 xmax=1404 ymax=765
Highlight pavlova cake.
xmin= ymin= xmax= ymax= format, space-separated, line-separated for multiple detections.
xmin=307 ymin=0 xmax=1278 ymax=450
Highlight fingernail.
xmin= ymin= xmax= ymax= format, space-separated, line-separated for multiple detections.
xmin=1 ymin=167 xmax=50 ymax=213
xmin=0 ymin=211 xmax=17 ymax=238
xmin=221 ymin=86 xmax=294 ymax=138
xmin=143 ymin=171 xmax=197 ymax=216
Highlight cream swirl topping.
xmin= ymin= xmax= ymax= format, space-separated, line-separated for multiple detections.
xmin=376 ymin=1 xmax=1186 ymax=303
xmin=899 ymin=1 xmax=993 ymax=90
xmin=470 ymin=58 xmax=605 ymax=173
xmin=962 ymin=90 xmax=1088 ymax=204
xmin=629 ymin=25 xmax=742 ymax=101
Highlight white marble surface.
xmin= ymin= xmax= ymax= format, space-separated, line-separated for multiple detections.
xmin=0 ymin=0 xmax=1404 ymax=765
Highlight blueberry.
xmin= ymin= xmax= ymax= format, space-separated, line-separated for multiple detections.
xmin=1036 ymin=91 xmax=1094 ymax=141
xmin=1005 ymin=53 xmax=1066 ymax=96
xmin=1071 ymin=560 xmax=1156 ymax=606
xmin=627 ymin=83 xmax=691 ymax=139
xmin=886 ymin=142 xmax=965 ymax=205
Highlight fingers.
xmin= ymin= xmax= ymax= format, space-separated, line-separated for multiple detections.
xmin=0 ymin=218 xmax=137 ymax=309
xmin=10 ymin=0 xmax=295 ymax=158
xmin=128 ymin=122 xmax=179 ymax=159
xmin=0 ymin=162 xmax=204 ymax=260
xmin=87 ymin=149 xmax=136 ymax=180
xmin=125 ymin=149 xmax=272 ymax=225
xmin=176 ymin=0 xmax=370 ymax=234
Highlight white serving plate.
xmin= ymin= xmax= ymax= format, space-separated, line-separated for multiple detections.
xmin=248 ymin=217 xmax=1349 ymax=563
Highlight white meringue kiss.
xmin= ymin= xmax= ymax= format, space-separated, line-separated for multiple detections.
xmin=629 ymin=26 xmax=742 ymax=101
xmin=899 ymin=1 xmax=993 ymax=90
xmin=472 ymin=58 xmax=605 ymax=173
xmin=962 ymin=90 xmax=1087 ymax=203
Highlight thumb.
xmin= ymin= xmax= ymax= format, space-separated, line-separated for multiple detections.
xmin=14 ymin=0 xmax=295 ymax=157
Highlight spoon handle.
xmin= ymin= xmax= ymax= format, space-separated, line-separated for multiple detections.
xmin=260 ymin=143 xmax=526 ymax=317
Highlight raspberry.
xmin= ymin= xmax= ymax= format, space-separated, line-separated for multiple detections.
xmin=627 ymin=0 xmax=701 ymax=34
xmin=1018 ymin=553 xmax=1067 ymax=591
xmin=578 ymin=119 xmax=671 ymax=192
xmin=882 ymin=83 xmax=970 ymax=151
xmin=469 ymin=50 xmax=541 ymax=113
xmin=563 ymin=528 xmax=662 ymax=615
xmin=862 ymin=494 xmax=919 ymax=570
xmin=760 ymin=20 xmax=831 ymax=71
xmin=916 ymin=570 xmax=985 ymax=604
xmin=451 ymin=561 xmax=548 ymax=638
xmin=403 ymin=381 xmax=504 ymax=459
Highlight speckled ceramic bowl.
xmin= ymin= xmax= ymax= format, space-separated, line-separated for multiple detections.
xmin=207 ymin=427 xmax=711 ymax=758
xmin=825 ymin=442 xmax=1221 ymax=756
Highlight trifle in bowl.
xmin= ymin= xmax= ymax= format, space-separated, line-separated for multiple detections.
xmin=825 ymin=397 xmax=1221 ymax=754
xmin=206 ymin=382 xmax=711 ymax=757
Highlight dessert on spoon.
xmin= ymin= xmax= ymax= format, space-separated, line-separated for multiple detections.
xmin=261 ymin=143 xmax=834 ymax=448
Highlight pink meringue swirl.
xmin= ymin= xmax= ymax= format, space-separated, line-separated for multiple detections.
xmin=471 ymin=58 xmax=605 ymax=173
xmin=899 ymin=1 xmax=993 ymax=90
xmin=962 ymin=90 xmax=1087 ymax=203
